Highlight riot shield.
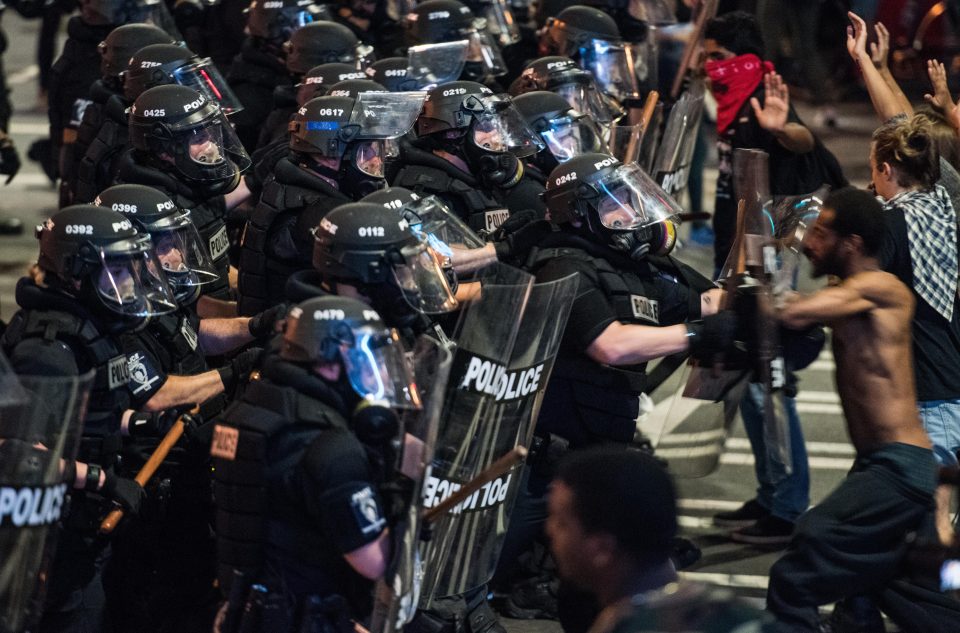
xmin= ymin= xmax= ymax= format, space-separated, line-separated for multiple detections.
xmin=420 ymin=268 xmax=577 ymax=604
xmin=370 ymin=336 xmax=454 ymax=633
xmin=771 ymin=188 xmax=827 ymax=297
xmin=651 ymin=80 xmax=705 ymax=199
xmin=0 ymin=367 xmax=93 ymax=633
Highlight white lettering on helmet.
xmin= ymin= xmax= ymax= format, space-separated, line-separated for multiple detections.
xmin=545 ymin=61 xmax=573 ymax=70
xmin=427 ymin=10 xmax=450 ymax=19
xmin=142 ymin=109 xmax=166 ymax=117
xmin=111 ymin=203 xmax=138 ymax=214
xmin=319 ymin=217 xmax=338 ymax=235
xmin=554 ymin=171 xmax=576 ymax=186
xmin=384 ymin=69 xmax=407 ymax=77
xmin=64 ymin=224 xmax=94 ymax=235
xmin=362 ymin=309 xmax=379 ymax=321
xmin=156 ymin=200 xmax=176 ymax=212
xmin=111 ymin=220 xmax=133 ymax=232
xmin=140 ymin=61 xmax=162 ymax=68
xmin=358 ymin=226 xmax=385 ymax=237
xmin=338 ymin=72 xmax=366 ymax=80
xmin=313 ymin=309 xmax=346 ymax=320
xmin=262 ymin=0 xmax=283 ymax=7
xmin=593 ymin=157 xmax=617 ymax=170
xmin=183 ymin=94 xmax=207 ymax=113
xmin=442 ymin=87 xmax=467 ymax=97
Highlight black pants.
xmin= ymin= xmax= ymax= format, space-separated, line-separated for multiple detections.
xmin=766 ymin=442 xmax=960 ymax=632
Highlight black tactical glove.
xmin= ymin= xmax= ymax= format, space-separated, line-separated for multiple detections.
xmin=180 ymin=411 xmax=216 ymax=457
xmin=493 ymin=211 xmax=553 ymax=261
xmin=0 ymin=132 xmax=20 ymax=185
xmin=100 ymin=471 xmax=146 ymax=516
xmin=479 ymin=153 xmax=523 ymax=189
xmin=217 ymin=347 xmax=263 ymax=395
xmin=685 ymin=310 xmax=740 ymax=361
xmin=248 ymin=303 xmax=288 ymax=339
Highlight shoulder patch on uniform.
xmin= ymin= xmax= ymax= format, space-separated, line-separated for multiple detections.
xmin=107 ymin=355 xmax=131 ymax=390
xmin=127 ymin=351 xmax=161 ymax=395
xmin=210 ymin=424 xmax=239 ymax=461
xmin=630 ymin=295 xmax=660 ymax=324
xmin=351 ymin=485 xmax=386 ymax=535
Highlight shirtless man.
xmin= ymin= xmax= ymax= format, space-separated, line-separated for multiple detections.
xmin=765 ymin=187 xmax=950 ymax=632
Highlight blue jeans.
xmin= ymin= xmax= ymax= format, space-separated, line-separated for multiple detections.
xmin=918 ymin=398 xmax=960 ymax=467
xmin=740 ymin=382 xmax=810 ymax=522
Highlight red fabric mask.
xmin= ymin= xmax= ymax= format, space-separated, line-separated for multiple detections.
xmin=705 ymin=53 xmax=775 ymax=134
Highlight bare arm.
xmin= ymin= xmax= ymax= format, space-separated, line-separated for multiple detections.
xmin=872 ymin=22 xmax=913 ymax=116
xmin=344 ymin=529 xmax=391 ymax=580
xmin=223 ymin=177 xmax=251 ymax=211
xmin=779 ymin=275 xmax=889 ymax=329
xmin=848 ymin=12 xmax=911 ymax=121
xmin=199 ymin=317 xmax=254 ymax=356
xmin=924 ymin=59 xmax=960 ymax=132
xmin=141 ymin=371 xmax=224 ymax=412
xmin=586 ymin=321 xmax=690 ymax=365
xmin=449 ymin=244 xmax=498 ymax=274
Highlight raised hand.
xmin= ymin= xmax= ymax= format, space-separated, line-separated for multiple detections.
xmin=924 ymin=59 xmax=954 ymax=113
xmin=750 ymin=72 xmax=790 ymax=133
xmin=870 ymin=22 xmax=891 ymax=70
xmin=846 ymin=11 xmax=870 ymax=63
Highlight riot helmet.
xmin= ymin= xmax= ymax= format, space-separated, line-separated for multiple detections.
xmin=245 ymin=0 xmax=331 ymax=50
xmin=129 ymin=85 xmax=252 ymax=195
xmin=365 ymin=57 xmax=419 ymax=92
xmin=404 ymin=0 xmax=506 ymax=81
xmin=82 ymin=0 xmax=179 ymax=28
xmin=289 ymin=93 xmax=424 ymax=197
xmin=509 ymin=56 xmax=621 ymax=126
xmin=573 ymin=0 xmax=675 ymax=41
xmin=513 ymin=90 xmax=605 ymax=173
xmin=283 ymin=21 xmax=374 ymax=76
xmin=417 ymin=81 xmax=544 ymax=171
xmin=93 ymin=184 xmax=219 ymax=304
xmin=36 ymin=205 xmax=178 ymax=322
xmin=544 ymin=152 xmax=680 ymax=258
xmin=464 ymin=0 xmax=521 ymax=47
xmin=539 ymin=5 xmax=619 ymax=57
xmin=98 ymin=24 xmax=175 ymax=91
xmin=296 ymin=63 xmax=368 ymax=105
xmin=326 ymin=78 xmax=387 ymax=98
xmin=280 ymin=296 xmax=421 ymax=430
xmin=312 ymin=202 xmax=459 ymax=321
xmin=124 ymin=44 xmax=243 ymax=114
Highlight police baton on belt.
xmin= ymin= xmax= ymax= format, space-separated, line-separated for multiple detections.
xmin=99 ymin=405 xmax=201 ymax=534
xmin=423 ymin=446 xmax=528 ymax=523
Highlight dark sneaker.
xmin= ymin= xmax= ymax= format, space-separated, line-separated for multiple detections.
xmin=713 ymin=499 xmax=769 ymax=528
xmin=670 ymin=536 xmax=702 ymax=570
xmin=729 ymin=514 xmax=795 ymax=546
xmin=502 ymin=577 xmax=558 ymax=620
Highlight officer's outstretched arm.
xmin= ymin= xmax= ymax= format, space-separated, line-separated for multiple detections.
xmin=586 ymin=322 xmax=691 ymax=366
xmin=344 ymin=529 xmax=391 ymax=580
xmin=223 ymin=177 xmax=251 ymax=211
xmin=141 ymin=371 xmax=225 ymax=412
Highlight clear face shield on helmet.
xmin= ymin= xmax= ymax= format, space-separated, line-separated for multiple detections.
xmin=150 ymin=210 xmax=220 ymax=299
xmin=340 ymin=325 xmax=421 ymax=407
xmin=479 ymin=0 xmax=521 ymax=46
xmin=391 ymin=237 xmax=460 ymax=314
xmin=593 ymin=162 xmax=682 ymax=231
xmin=172 ymin=58 xmax=245 ymax=115
xmin=580 ymin=39 xmax=646 ymax=103
xmin=407 ymin=40 xmax=470 ymax=88
xmin=397 ymin=194 xmax=485 ymax=276
xmin=540 ymin=112 xmax=606 ymax=162
xmin=465 ymin=22 xmax=507 ymax=78
xmin=94 ymin=235 xmax=178 ymax=318
xmin=171 ymin=112 xmax=252 ymax=182
xmin=554 ymin=77 xmax=623 ymax=126
xmin=467 ymin=94 xmax=545 ymax=158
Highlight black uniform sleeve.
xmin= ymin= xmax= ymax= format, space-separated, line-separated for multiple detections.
xmin=121 ymin=336 xmax=169 ymax=409
xmin=296 ymin=427 xmax=387 ymax=554
xmin=8 ymin=337 xmax=80 ymax=377
xmin=535 ymin=256 xmax=618 ymax=353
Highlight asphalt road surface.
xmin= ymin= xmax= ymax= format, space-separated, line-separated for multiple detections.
xmin=0 ymin=9 xmax=903 ymax=631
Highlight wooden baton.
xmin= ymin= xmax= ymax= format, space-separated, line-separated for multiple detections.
xmin=423 ymin=446 xmax=527 ymax=524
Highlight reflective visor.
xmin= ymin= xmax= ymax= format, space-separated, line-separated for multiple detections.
xmin=342 ymin=326 xmax=420 ymax=408
xmin=470 ymin=94 xmax=544 ymax=157
xmin=539 ymin=113 xmax=606 ymax=162
xmin=581 ymin=39 xmax=642 ymax=102
xmin=355 ymin=140 xmax=386 ymax=177
xmin=393 ymin=239 xmax=459 ymax=314
xmin=467 ymin=24 xmax=507 ymax=77
xmin=407 ymin=41 xmax=469 ymax=88
xmin=151 ymin=212 xmax=219 ymax=291
xmin=173 ymin=58 xmax=244 ymax=115
xmin=554 ymin=80 xmax=621 ymax=125
xmin=95 ymin=239 xmax=177 ymax=317
xmin=594 ymin=163 xmax=682 ymax=230
xmin=482 ymin=0 xmax=520 ymax=46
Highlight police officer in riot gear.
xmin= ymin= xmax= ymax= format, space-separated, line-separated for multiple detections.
xmin=512 ymin=90 xmax=606 ymax=182
xmin=1 ymin=204 xmax=179 ymax=632
xmin=92 ymin=184 xmax=278 ymax=632
xmin=213 ymin=295 xmax=419 ymax=633
xmin=365 ymin=56 xmax=418 ymax=92
xmin=119 ymin=84 xmax=252 ymax=310
xmin=392 ymin=81 xmax=546 ymax=236
xmin=75 ymin=41 xmax=242 ymax=205
xmin=237 ymin=93 xmax=404 ymax=315
xmin=61 ymin=23 xmax=174 ymax=207
xmin=227 ymin=0 xmax=330 ymax=150
xmin=509 ymin=56 xmax=622 ymax=129
xmin=402 ymin=0 xmax=507 ymax=85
